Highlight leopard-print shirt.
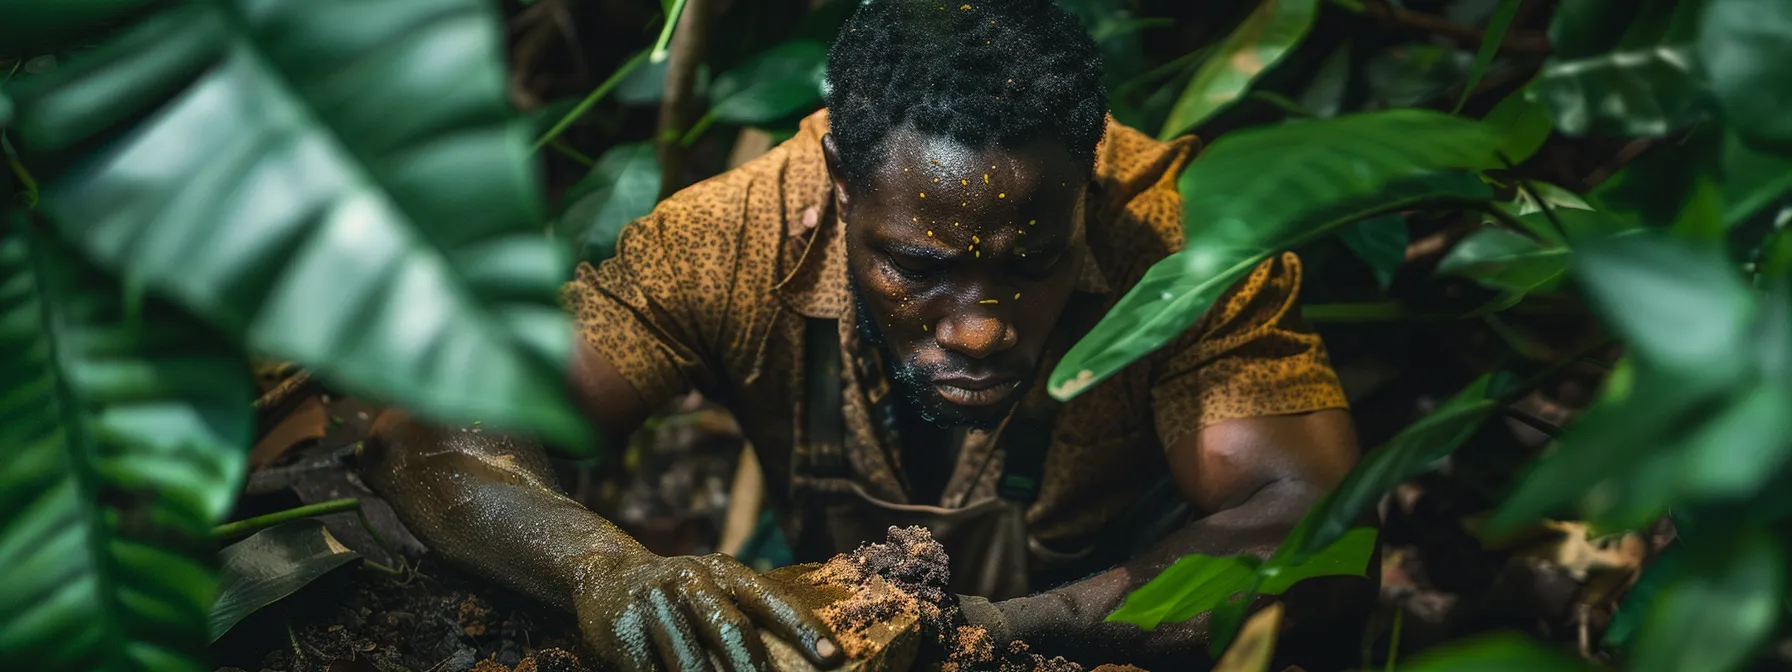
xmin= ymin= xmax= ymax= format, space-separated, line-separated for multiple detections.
xmin=562 ymin=109 xmax=1348 ymax=560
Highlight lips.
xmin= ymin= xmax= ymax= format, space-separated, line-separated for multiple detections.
xmin=933 ymin=376 xmax=1022 ymax=407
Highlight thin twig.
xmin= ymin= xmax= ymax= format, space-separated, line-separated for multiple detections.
xmin=655 ymin=0 xmax=710 ymax=200
xmin=1363 ymin=0 xmax=1551 ymax=55
xmin=533 ymin=49 xmax=649 ymax=152
xmin=252 ymin=370 xmax=314 ymax=411
xmin=1581 ymin=138 xmax=1660 ymax=190
xmin=1503 ymin=406 xmax=1564 ymax=438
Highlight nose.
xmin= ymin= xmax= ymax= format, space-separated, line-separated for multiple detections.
xmin=934 ymin=310 xmax=1018 ymax=360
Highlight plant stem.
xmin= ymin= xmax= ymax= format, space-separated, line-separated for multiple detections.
xmin=533 ymin=49 xmax=649 ymax=152
xmin=650 ymin=0 xmax=690 ymax=63
xmin=1385 ymin=603 xmax=1404 ymax=672
xmin=213 ymin=498 xmax=361 ymax=540
xmin=549 ymin=138 xmax=596 ymax=167
xmin=656 ymin=0 xmax=710 ymax=200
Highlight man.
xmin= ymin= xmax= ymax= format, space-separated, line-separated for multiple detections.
xmin=362 ymin=0 xmax=1362 ymax=669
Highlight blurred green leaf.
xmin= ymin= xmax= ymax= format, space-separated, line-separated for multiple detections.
xmin=709 ymin=39 xmax=828 ymax=125
xmin=1533 ymin=0 xmax=1713 ymax=137
xmin=1058 ymin=0 xmax=1152 ymax=86
xmin=1575 ymin=233 xmax=1752 ymax=377
xmin=1400 ymin=633 xmax=1596 ymax=672
xmin=1205 ymin=587 xmax=1259 ymax=659
xmin=1697 ymin=0 xmax=1792 ymax=152
xmin=0 ymin=220 xmax=251 ymax=670
xmin=1336 ymin=213 xmax=1407 ymax=291
xmin=0 ymin=0 xmax=157 ymax=53
xmin=1591 ymin=130 xmax=1723 ymax=231
xmin=4 ymin=0 xmax=592 ymax=450
xmin=1158 ymin=0 xmax=1320 ymax=140
xmin=1295 ymin=39 xmax=1352 ymax=119
xmin=1453 ymin=0 xmax=1522 ymax=114
xmin=1436 ymin=226 xmax=1570 ymax=294
xmin=209 ymin=520 xmax=361 ymax=642
xmin=1605 ymin=542 xmax=1687 ymax=648
xmin=1107 ymin=554 xmax=1258 ymax=630
xmin=1633 ymin=534 xmax=1786 ymax=672
xmin=1291 ymin=374 xmax=1501 ymax=559
xmin=1053 ymin=111 xmax=1499 ymax=401
xmin=556 ymin=143 xmax=662 ymax=266
xmin=1363 ymin=44 xmax=1473 ymax=110
xmin=1481 ymin=86 xmax=1554 ymax=165
xmin=1721 ymin=132 xmax=1792 ymax=227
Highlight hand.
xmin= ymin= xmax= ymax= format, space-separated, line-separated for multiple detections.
xmin=573 ymin=553 xmax=845 ymax=672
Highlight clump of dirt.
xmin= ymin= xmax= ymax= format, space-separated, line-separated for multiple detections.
xmin=804 ymin=526 xmax=1138 ymax=672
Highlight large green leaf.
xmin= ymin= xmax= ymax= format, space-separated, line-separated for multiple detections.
xmin=1289 ymin=374 xmax=1502 ymax=560
xmin=1400 ymin=633 xmax=1596 ymax=672
xmin=1256 ymin=526 xmax=1375 ymax=595
xmin=1481 ymin=86 xmax=1555 ymax=165
xmin=3 ymin=0 xmax=590 ymax=449
xmin=1050 ymin=111 xmax=1500 ymax=400
xmin=555 ymin=142 xmax=662 ymax=266
xmin=1435 ymin=226 xmax=1570 ymax=294
xmin=1721 ymin=132 xmax=1792 ymax=227
xmin=1697 ymin=0 xmax=1792 ymax=152
xmin=1632 ymin=534 xmax=1786 ymax=672
xmin=0 ymin=222 xmax=252 ymax=671
xmin=1157 ymin=0 xmax=1319 ymax=140
xmin=0 ymin=0 xmax=157 ymax=53
xmin=1336 ymin=214 xmax=1406 ymax=291
xmin=209 ymin=520 xmax=361 ymax=642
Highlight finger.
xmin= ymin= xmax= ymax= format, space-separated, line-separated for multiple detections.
xmin=722 ymin=569 xmax=843 ymax=668
xmin=681 ymin=581 xmax=772 ymax=672
xmin=584 ymin=601 xmax=660 ymax=672
xmin=643 ymin=584 xmax=716 ymax=672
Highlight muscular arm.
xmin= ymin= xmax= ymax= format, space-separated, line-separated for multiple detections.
xmin=990 ymin=409 xmax=1367 ymax=668
xmin=360 ymin=339 xmax=840 ymax=671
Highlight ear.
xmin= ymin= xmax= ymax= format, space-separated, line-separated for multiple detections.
xmin=821 ymin=132 xmax=852 ymax=211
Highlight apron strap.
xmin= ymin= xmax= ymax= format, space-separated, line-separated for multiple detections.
xmin=801 ymin=317 xmax=849 ymax=481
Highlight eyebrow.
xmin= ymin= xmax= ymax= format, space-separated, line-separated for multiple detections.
xmin=882 ymin=240 xmax=963 ymax=261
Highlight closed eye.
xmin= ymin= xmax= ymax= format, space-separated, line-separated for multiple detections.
xmin=887 ymin=252 xmax=942 ymax=280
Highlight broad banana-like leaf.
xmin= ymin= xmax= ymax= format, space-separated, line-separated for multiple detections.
xmin=1158 ymin=0 xmax=1319 ymax=140
xmin=0 ymin=220 xmax=252 ymax=671
xmin=1050 ymin=111 xmax=1500 ymax=400
xmin=3 ymin=0 xmax=591 ymax=449
xmin=1531 ymin=0 xmax=1714 ymax=137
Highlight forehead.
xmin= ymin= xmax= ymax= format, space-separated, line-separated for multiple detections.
xmin=853 ymin=127 xmax=1083 ymax=225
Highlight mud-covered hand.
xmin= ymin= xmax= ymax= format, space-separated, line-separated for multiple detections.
xmin=572 ymin=552 xmax=845 ymax=672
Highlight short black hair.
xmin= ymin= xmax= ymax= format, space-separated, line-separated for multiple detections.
xmin=824 ymin=0 xmax=1107 ymax=186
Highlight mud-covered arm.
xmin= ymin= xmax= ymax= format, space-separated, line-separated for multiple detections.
xmin=982 ymin=410 xmax=1362 ymax=668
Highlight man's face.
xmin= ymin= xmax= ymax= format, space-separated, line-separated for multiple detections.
xmin=830 ymin=127 xmax=1088 ymax=429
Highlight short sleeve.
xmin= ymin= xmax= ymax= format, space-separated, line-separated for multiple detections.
xmin=559 ymin=188 xmax=747 ymax=408
xmin=1150 ymin=252 xmax=1348 ymax=449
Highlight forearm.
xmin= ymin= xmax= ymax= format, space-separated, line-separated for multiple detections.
xmin=358 ymin=415 xmax=652 ymax=613
xmin=1001 ymin=482 xmax=1317 ymax=667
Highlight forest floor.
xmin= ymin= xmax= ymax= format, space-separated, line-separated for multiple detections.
xmin=214 ymin=309 xmax=1675 ymax=672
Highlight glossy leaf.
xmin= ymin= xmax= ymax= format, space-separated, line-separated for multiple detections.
xmin=1205 ymin=584 xmax=1260 ymax=659
xmin=709 ymin=40 xmax=828 ymax=125
xmin=1107 ymin=554 xmax=1258 ymax=630
xmin=1336 ymin=214 xmax=1407 ymax=291
xmin=1604 ymin=542 xmax=1687 ymax=648
xmin=1590 ymin=129 xmax=1723 ymax=232
xmin=1482 ymin=86 xmax=1554 ymax=165
xmin=1697 ymin=0 xmax=1792 ymax=151
xmin=1258 ymin=526 xmax=1376 ymax=595
xmin=1158 ymin=0 xmax=1319 ymax=140
xmin=1051 ymin=111 xmax=1500 ymax=400
xmin=1533 ymin=0 xmax=1712 ymax=137
xmin=556 ymin=142 xmax=662 ymax=265
xmin=0 ymin=0 xmax=156 ymax=53
xmin=1453 ymin=0 xmax=1523 ymax=114
xmin=210 ymin=520 xmax=361 ymax=642
xmin=1400 ymin=633 xmax=1596 ymax=672
xmin=1632 ymin=534 xmax=1786 ymax=672
xmin=1574 ymin=233 xmax=1752 ymax=378
xmin=0 ymin=222 xmax=252 ymax=671
xmin=1435 ymin=226 xmax=1570 ymax=294
xmin=1291 ymin=374 xmax=1502 ymax=559
xmin=1363 ymin=44 xmax=1474 ymax=110
xmin=4 ymin=0 xmax=591 ymax=449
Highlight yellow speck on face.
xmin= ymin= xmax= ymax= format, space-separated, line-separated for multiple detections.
xmin=913 ymin=216 xmax=918 ymax=222
xmin=920 ymin=192 xmax=926 ymax=198
xmin=968 ymin=245 xmax=975 ymax=251
xmin=953 ymin=221 xmax=959 ymax=226
xmin=1014 ymin=293 xmax=1021 ymax=299
xmin=926 ymin=230 xmax=933 ymax=237
xmin=998 ymin=193 xmax=1006 ymax=198
xmin=960 ymin=3 xmax=971 ymax=8
xmin=931 ymin=158 xmax=940 ymax=165
xmin=971 ymin=235 xmax=980 ymax=243
xmin=975 ymin=250 xmax=982 ymax=258
xmin=1028 ymin=219 xmax=1036 ymax=225
xmin=961 ymin=179 xmax=968 ymax=186
xmin=961 ymin=201 xmax=968 ymax=207
xmin=983 ymin=173 xmax=990 ymax=184
xmin=933 ymin=177 xmax=940 ymax=183
xmin=903 ymin=168 xmax=909 ymax=172
xmin=979 ymin=298 xmax=998 ymax=304
xmin=922 ymin=324 xmax=929 ymax=331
